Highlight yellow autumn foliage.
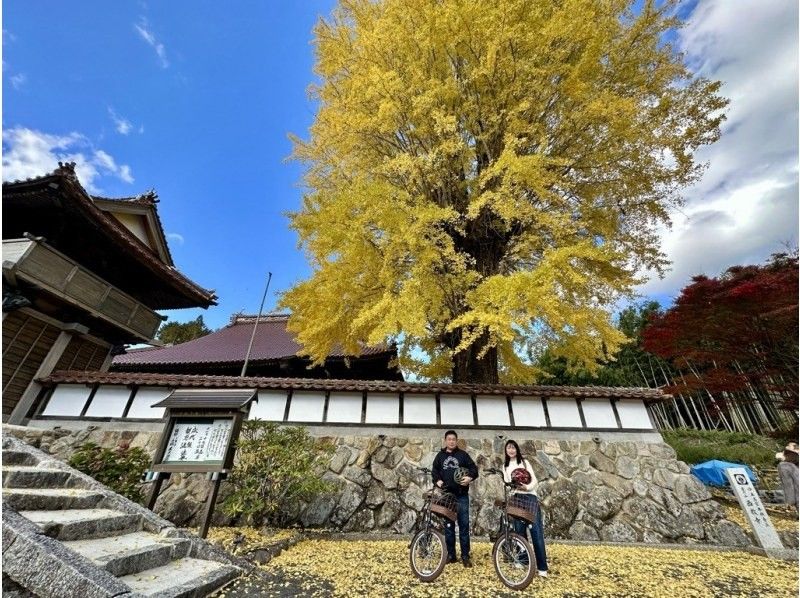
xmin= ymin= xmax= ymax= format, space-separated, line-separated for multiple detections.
xmin=281 ymin=0 xmax=727 ymax=382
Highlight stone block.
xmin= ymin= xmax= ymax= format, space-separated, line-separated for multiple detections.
xmin=615 ymin=455 xmax=640 ymax=479
xmin=370 ymin=462 xmax=398 ymax=489
xmin=569 ymin=521 xmax=600 ymax=541
xmin=343 ymin=466 xmax=372 ymax=488
xmin=329 ymin=446 xmax=351 ymax=474
xmin=673 ymin=474 xmax=710 ymax=504
xmin=600 ymin=519 xmax=638 ymax=543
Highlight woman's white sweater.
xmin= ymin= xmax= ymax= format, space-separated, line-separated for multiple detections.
xmin=503 ymin=459 xmax=538 ymax=496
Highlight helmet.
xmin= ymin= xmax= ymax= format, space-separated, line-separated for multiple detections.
xmin=511 ymin=467 xmax=532 ymax=486
xmin=452 ymin=466 xmax=469 ymax=484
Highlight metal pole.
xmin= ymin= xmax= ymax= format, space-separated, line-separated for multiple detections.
xmin=240 ymin=272 xmax=272 ymax=378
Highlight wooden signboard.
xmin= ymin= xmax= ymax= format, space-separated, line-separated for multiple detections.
xmin=145 ymin=388 xmax=257 ymax=537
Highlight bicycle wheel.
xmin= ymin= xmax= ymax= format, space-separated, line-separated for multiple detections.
xmin=409 ymin=528 xmax=447 ymax=582
xmin=492 ymin=532 xmax=536 ymax=590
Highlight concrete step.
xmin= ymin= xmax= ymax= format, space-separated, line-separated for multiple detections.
xmin=2 ymin=450 xmax=39 ymax=466
xmin=119 ymin=557 xmax=240 ymax=597
xmin=3 ymin=488 xmax=106 ymax=511
xmin=2 ymin=466 xmax=85 ymax=490
xmin=19 ymin=508 xmax=141 ymax=541
xmin=64 ymin=531 xmax=192 ymax=577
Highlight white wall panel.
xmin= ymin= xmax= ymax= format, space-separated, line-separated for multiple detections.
xmin=125 ymin=387 xmax=169 ymax=419
xmin=439 ymin=394 xmax=474 ymax=426
xmin=41 ymin=384 xmax=92 ymax=416
xmin=547 ymin=398 xmax=583 ymax=428
xmin=582 ymin=399 xmax=618 ymax=429
xmin=403 ymin=394 xmax=437 ymax=425
xmin=617 ymin=400 xmax=653 ymax=429
xmin=327 ymin=392 xmax=363 ymax=423
xmin=84 ymin=386 xmax=132 ymax=418
xmin=288 ymin=391 xmax=326 ymax=422
xmin=512 ymin=397 xmax=547 ymax=427
xmin=366 ymin=393 xmax=400 ymax=424
xmin=475 ymin=395 xmax=510 ymax=426
xmin=249 ymin=390 xmax=288 ymax=421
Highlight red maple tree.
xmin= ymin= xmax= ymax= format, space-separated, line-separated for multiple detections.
xmin=642 ymin=253 xmax=798 ymax=432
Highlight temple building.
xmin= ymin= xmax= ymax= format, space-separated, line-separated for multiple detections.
xmin=2 ymin=163 xmax=217 ymax=423
xmin=112 ymin=313 xmax=403 ymax=380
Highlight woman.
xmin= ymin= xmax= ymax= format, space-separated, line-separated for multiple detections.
xmin=503 ymin=439 xmax=548 ymax=577
xmin=776 ymin=442 xmax=799 ymax=511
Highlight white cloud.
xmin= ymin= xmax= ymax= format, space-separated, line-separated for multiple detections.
xmin=166 ymin=232 xmax=185 ymax=245
xmin=9 ymin=73 xmax=26 ymax=89
xmin=134 ymin=17 xmax=169 ymax=68
xmin=108 ymin=107 xmax=134 ymax=135
xmin=2 ymin=127 xmax=135 ymax=192
xmin=637 ymin=0 xmax=798 ymax=299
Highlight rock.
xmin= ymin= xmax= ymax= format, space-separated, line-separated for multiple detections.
xmin=474 ymin=503 xmax=502 ymax=537
xmin=580 ymin=441 xmax=597 ymax=455
xmin=371 ymin=462 xmax=398 ymax=489
xmin=355 ymin=449 xmax=371 ymax=469
xmin=343 ymin=508 xmax=375 ymax=532
xmin=542 ymin=440 xmax=561 ymax=455
xmin=706 ymin=520 xmax=750 ymax=547
xmin=403 ymin=444 xmax=423 ymax=462
xmin=589 ymin=451 xmax=615 ymax=473
xmin=330 ymin=482 xmax=365 ymax=527
xmin=545 ymin=478 xmax=579 ymax=533
xmin=571 ymin=471 xmax=597 ymax=492
xmin=576 ymin=455 xmax=591 ymax=471
xmin=385 ymin=447 xmax=404 ymax=468
xmin=392 ymin=509 xmax=417 ymax=533
xmin=649 ymin=443 xmax=677 ymax=460
xmin=382 ymin=436 xmax=396 ymax=448
xmin=535 ymin=452 xmax=560 ymax=480
xmin=778 ymin=530 xmax=799 ymax=549
xmin=154 ymin=488 xmax=201 ymax=526
xmin=373 ymin=447 xmax=389 ymax=463
xmin=601 ymin=519 xmax=638 ymax=543
xmin=343 ymin=466 xmax=372 ymax=488
xmin=652 ymin=468 xmax=676 ymax=490
xmin=329 ymin=447 xmax=351 ymax=474
xmin=376 ymin=493 xmax=403 ymax=528
xmin=675 ymin=507 xmax=705 ymax=539
xmin=673 ymin=475 xmax=711 ymax=504
xmin=643 ymin=530 xmax=665 ymax=543
xmin=365 ymin=484 xmax=386 ymax=507
xmin=623 ymin=497 xmax=678 ymax=539
xmin=585 ymin=487 xmax=624 ymax=521
xmin=569 ymin=521 xmax=600 ymax=541
xmin=688 ymin=500 xmax=724 ymax=522
xmin=598 ymin=472 xmax=633 ymax=497
xmin=632 ymin=479 xmax=649 ymax=497
xmin=399 ymin=484 xmax=425 ymax=511
xmin=615 ymin=456 xmax=639 ymax=479
xmin=302 ymin=476 xmax=343 ymax=526
xmin=395 ymin=438 xmax=408 ymax=447
xmin=601 ymin=443 xmax=618 ymax=460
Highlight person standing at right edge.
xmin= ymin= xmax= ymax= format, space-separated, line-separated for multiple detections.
xmin=432 ymin=430 xmax=479 ymax=567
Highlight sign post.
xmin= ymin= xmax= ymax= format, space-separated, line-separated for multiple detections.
xmin=724 ymin=467 xmax=790 ymax=559
xmin=145 ymin=388 xmax=257 ymax=538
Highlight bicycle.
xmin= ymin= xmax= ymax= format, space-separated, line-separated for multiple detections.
xmin=484 ymin=467 xmax=537 ymax=590
xmin=408 ymin=466 xmax=458 ymax=582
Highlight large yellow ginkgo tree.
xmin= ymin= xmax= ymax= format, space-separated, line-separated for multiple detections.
xmin=281 ymin=0 xmax=727 ymax=383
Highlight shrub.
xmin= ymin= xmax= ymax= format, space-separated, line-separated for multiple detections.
xmin=68 ymin=442 xmax=151 ymax=503
xmin=222 ymin=419 xmax=335 ymax=527
xmin=662 ymin=428 xmax=784 ymax=470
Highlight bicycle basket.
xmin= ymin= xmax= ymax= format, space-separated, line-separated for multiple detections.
xmin=430 ymin=491 xmax=458 ymax=522
xmin=506 ymin=494 xmax=538 ymax=524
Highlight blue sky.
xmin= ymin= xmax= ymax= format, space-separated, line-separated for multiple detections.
xmin=3 ymin=1 xmax=797 ymax=332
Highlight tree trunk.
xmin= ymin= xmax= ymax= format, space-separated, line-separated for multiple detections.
xmin=449 ymin=328 xmax=499 ymax=383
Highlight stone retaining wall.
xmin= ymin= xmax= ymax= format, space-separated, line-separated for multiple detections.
xmin=3 ymin=424 xmax=753 ymax=547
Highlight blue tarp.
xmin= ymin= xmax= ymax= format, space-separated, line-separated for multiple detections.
xmin=690 ymin=460 xmax=758 ymax=487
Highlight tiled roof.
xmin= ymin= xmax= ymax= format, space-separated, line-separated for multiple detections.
xmin=113 ymin=314 xmax=393 ymax=366
xmin=40 ymin=370 xmax=669 ymax=401
xmin=2 ymin=163 xmax=216 ymax=308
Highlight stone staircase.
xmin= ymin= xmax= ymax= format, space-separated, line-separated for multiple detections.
xmin=2 ymin=435 xmax=245 ymax=597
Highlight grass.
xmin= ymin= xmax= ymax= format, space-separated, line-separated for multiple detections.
xmin=661 ymin=428 xmax=784 ymax=469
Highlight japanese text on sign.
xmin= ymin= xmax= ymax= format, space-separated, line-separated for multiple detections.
xmin=162 ymin=419 xmax=233 ymax=464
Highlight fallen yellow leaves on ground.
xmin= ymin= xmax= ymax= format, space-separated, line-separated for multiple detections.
xmin=206 ymin=526 xmax=298 ymax=555
xmin=259 ymin=539 xmax=798 ymax=598
xmin=722 ymin=505 xmax=799 ymax=534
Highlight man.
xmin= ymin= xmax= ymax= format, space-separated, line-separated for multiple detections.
xmin=431 ymin=429 xmax=479 ymax=567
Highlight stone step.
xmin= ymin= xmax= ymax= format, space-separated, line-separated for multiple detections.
xmin=119 ymin=557 xmax=240 ymax=597
xmin=2 ymin=466 xmax=84 ymax=490
xmin=3 ymin=488 xmax=106 ymax=511
xmin=19 ymin=508 xmax=141 ymax=541
xmin=64 ymin=531 xmax=192 ymax=577
xmin=2 ymin=450 xmax=39 ymax=466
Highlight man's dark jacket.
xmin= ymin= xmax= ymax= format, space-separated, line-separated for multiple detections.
xmin=432 ymin=447 xmax=479 ymax=496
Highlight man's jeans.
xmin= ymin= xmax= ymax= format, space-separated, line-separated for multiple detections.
xmin=444 ymin=494 xmax=470 ymax=560
xmin=511 ymin=494 xmax=548 ymax=572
